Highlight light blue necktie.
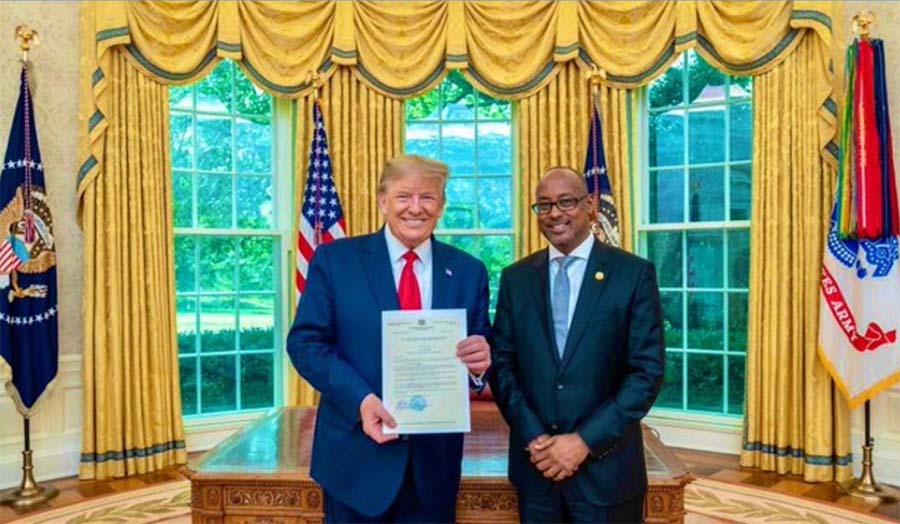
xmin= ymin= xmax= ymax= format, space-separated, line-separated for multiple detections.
xmin=552 ymin=256 xmax=575 ymax=358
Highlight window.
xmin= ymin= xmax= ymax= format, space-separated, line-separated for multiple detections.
xmin=641 ymin=52 xmax=752 ymax=416
xmin=169 ymin=61 xmax=286 ymax=416
xmin=404 ymin=71 xmax=515 ymax=311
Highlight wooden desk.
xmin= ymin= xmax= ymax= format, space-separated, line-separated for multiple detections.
xmin=183 ymin=406 xmax=692 ymax=524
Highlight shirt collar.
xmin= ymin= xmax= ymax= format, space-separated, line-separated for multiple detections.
xmin=548 ymin=232 xmax=595 ymax=263
xmin=384 ymin=226 xmax=432 ymax=266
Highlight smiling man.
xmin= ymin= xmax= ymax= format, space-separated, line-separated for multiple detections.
xmin=286 ymin=155 xmax=491 ymax=523
xmin=490 ymin=166 xmax=665 ymax=524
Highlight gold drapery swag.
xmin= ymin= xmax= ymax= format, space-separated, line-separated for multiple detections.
xmin=78 ymin=1 xmax=838 ymax=217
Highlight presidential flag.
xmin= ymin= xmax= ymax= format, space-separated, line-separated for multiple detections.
xmin=295 ymin=100 xmax=346 ymax=302
xmin=819 ymin=38 xmax=900 ymax=409
xmin=583 ymin=102 xmax=620 ymax=247
xmin=0 ymin=65 xmax=59 ymax=418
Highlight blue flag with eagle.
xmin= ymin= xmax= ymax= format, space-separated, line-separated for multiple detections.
xmin=583 ymin=103 xmax=620 ymax=247
xmin=0 ymin=65 xmax=58 ymax=418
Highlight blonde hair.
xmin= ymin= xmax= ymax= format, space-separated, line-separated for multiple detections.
xmin=378 ymin=155 xmax=449 ymax=196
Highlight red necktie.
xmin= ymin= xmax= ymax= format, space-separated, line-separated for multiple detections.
xmin=398 ymin=251 xmax=422 ymax=310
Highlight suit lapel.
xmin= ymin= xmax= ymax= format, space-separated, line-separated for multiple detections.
xmin=362 ymin=229 xmax=400 ymax=311
xmin=431 ymin=239 xmax=454 ymax=310
xmin=560 ymin=241 xmax=611 ymax=372
xmin=529 ymin=250 xmax=561 ymax=366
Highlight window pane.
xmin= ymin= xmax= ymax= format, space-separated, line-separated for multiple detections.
xmin=201 ymin=355 xmax=237 ymax=413
xmin=235 ymin=81 xmax=271 ymax=116
xmin=649 ymin=55 xmax=684 ymax=109
xmin=730 ymin=163 xmax=752 ymax=220
xmin=648 ymin=168 xmax=684 ymax=223
xmin=649 ymin=112 xmax=684 ymax=167
xmin=478 ymin=178 xmax=512 ymax=229
xmin=173 ymin=171 xmax=193 ymax=228
xmin=170 ymin=86 xmax=193 ymax=111
xmin=442 ymin=123 xmax=475 ymax=176
xmin=405 ymin=122 xmax=439 ymax=157
xmin=441 ymin=71 xmax=475 ymax=120
xmin=175 ymin=236 xmax=196 ymax=292
xmin=727 ymin=354 xmax=746 ymax=415
xmin=441 ymin=178 xmax=476 ymax=229
xmin=199 ymin=237 xmax=236 ymax=292
xmin=477 ymin=92 xmax=511 ymax=120
xmin=197 ymin=61 xmax=233 ymax=113
xmin=235 ymin=118 xmax=272 ymax=174
xmin=728 ymin=229 xmax=750 ymax=288
xmin=687 ymin=231 xmax=723 ymax=288
xmin=240 ymin=295 xmax=275 ymax=351
xmin=660 ymin=291 xmax=684 ymax=348
xmin=200 ymin=296 xmax=236 ymax=353
xmin=479 ymin=236 xmax=514 ymax=302
xmin=476 ymin=122 xmax=512 ymax=175
xmin=179 ymin=357 xmax=197 ymax=415
xmin=646 ymin=231 xmax=682 ymax=288
xmin=170 ymin=114 xmax=193 ymax=170
xmin=196 ymin=116 xmax=232 ymax=172
xmin=728 ymin=292 xmax=748 ymax=353
xmin=730 ymin=103 xmax=752 ymax=162
xmin=239 ymin=237 xmax=275 ymax=292
xmin=177 ymin=296 xmax=197 ymax=354
xmin=236 ymin=176 xmax=273 ymax=229
xmin=688 ymin=109 xmax=725 ymax=164
xmin=405 ymin=90 xmax=440 ymax=121
xmin=656 ymin=351 xmax=683 ymax=409
xmin=687 ymin=292 xmax=723 ymax=350
xmin=687 ymin=353 xmax=723 ymax=412
xmin=689 ymin=167 xmax=725 ymax=222
xmin=688 ymin=55 xmax=725 ymax=103
xmin=197 ymin=174 xmax=233 ymax=228
xmin=241 ymin=354 xmax=274 ymax=409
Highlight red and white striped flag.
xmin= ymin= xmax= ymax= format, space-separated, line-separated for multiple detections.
xmin=296 ymin=100 xmax=346 ymax=302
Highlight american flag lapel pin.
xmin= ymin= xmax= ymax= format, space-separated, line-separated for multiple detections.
xmin=445 ymin=268 xmax=453 ymax=277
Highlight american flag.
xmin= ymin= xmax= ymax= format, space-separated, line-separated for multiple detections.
xmin=296 ymin=100 xmax=346 ymax=300
xmin=583 ymin=102 xmax=620 ymax=247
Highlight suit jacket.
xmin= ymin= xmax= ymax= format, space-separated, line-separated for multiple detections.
xmin=286 ymin=229 xmax=491 ymax=517
xmin=489 ymin=240 xmax=665 ymax=506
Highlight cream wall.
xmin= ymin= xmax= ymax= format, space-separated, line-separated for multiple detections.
xmin=1 ymin=0 xmax=899 ymax=488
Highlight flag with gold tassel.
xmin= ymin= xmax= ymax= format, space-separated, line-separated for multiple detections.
xmin=818 ymin=37 xmax=900 ymax=408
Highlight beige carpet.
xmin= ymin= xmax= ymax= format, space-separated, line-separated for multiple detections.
xmin=6 ymin=478 xmax=895 ymax=524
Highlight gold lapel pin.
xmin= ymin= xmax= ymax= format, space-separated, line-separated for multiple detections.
xmin=595 ymin=271 xmax=605 ymax=281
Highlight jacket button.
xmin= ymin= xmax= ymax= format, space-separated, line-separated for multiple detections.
xmin=401 ymin=435 xmax=409 ymax=441
xmin=556 ymin=383 xmax=564 ymax=390
xmin=550 ymin=424 xmax=559 ymax=431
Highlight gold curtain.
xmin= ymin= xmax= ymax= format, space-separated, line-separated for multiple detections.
xmin=287 ymin=67 xmax=404 ymax=407
xmin=739 ymin=35 xmax=851 ymax=483
xmin=78 ymin=2 xmax=838 ymax=206
xmin=79 ymin=48 xmax=186 ymax=480
xmin=517 ymin=63 xmax=637 ymax=256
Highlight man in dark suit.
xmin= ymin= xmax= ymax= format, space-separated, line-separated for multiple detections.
xmin=490 ymin=166 xmax=665 ymax=523
xmin=287 ymin=155 xmax=491 ymax=523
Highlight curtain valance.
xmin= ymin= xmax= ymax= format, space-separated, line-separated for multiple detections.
xmin=78 ymin=1 xmax=838 ymax=217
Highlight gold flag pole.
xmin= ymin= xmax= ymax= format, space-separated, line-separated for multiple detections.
xmin=844 ymin=9 xmax=898 ymax=505
xmin=0 ymin=23 xmax=58 ymax=511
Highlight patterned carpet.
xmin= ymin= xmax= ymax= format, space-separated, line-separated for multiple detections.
xmin=5 ymin=478 xmax=897 ymax=524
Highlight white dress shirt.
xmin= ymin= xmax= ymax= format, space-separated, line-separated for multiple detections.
xmin=548 ymin=233 xmax=595 ymax=329
xmin=384 ymin=226 xmax=432 ymax=309
xmin=384 ymin=227 xmax=484 ymax=385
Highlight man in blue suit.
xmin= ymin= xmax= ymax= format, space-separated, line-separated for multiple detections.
xmin=490 ymin=167 xmax=665 ymax=523
xmin=287 ymin=155 xmax=492 ymax=523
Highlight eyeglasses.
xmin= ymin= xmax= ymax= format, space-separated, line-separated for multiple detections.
xmin=530 ymin=195 xmax=588 ymax=215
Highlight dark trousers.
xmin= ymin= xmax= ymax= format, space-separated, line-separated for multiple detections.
xmin=517 ymin=482 xmax=645 ymax=524
xmin=324 ymin=459 xmax=455 ymax=524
